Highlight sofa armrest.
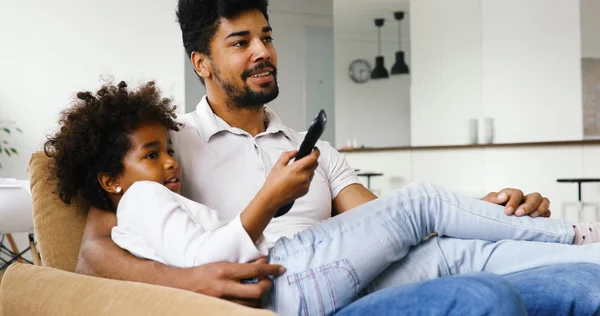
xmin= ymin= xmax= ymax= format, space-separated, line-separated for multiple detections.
xmin=0 ymin=263 xmax=275 ymax=316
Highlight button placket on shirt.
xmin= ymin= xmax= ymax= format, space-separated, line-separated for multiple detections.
xmin=252 ymin=140 xmax=266 ymax=177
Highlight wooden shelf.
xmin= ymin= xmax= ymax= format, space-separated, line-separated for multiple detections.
xmin=339 ymin=139 xmax=600 ymax=153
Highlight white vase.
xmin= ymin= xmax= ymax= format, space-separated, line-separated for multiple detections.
xmin=468 ymin=119 xmax=478 ymax=144
xmin=482 ymin=117 xmax=494 ymax=144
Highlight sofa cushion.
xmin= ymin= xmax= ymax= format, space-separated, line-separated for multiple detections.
xmin=0 ymin=263 xmax=275 ymax=316
xmin=28 ymin=152 xmax=89 ymax=272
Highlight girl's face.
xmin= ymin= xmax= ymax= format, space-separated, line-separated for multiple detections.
xmin=107 ymin=122 xmax=183 ymax=196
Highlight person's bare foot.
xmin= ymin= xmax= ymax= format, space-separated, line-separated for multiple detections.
xmin=572 ymin=222 xmax=600 ymax=244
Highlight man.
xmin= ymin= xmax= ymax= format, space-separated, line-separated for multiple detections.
xmin=76 ymin=0 xmax=600 ymax=314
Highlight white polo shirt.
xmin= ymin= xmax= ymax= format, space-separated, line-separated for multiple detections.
xmin=172 ymin=96 xmax=360 ymax=247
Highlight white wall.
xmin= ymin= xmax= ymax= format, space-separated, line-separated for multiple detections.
xmin=481 ymin=0 xmax=583 ymax=143
xmin=268 ymin=9 xmax=333 ymax=133
xmin=335 ymin=40 xmax=411 ymax=148
xmin=410 ymin=0 xmax=483 ymax=147
xmin=581 ymin=0 xmax=600 ymax=58
xmin=0 ymin=0 xmax=185 ymax=180
xmin=410 ymin=0 xmax=583 ymax=145
xmin=270 ymin=0 xmax=332 ymax=17
xmin=184 ymin=54 xmax=207 ymax=113
xmin=334 ymin=1 xmax=412 ymax=148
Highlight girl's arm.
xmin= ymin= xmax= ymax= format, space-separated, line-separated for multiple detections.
xmin=113 ymin=149 xmax=320 ymax=267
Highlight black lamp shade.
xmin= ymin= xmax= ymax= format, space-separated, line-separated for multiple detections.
xmin=391 ymin=51 xmax=410 ymax=74
xmin=371 ymin=56 xmax=389 ymax=79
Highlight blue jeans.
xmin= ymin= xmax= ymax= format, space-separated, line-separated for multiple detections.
xmin=506 ymin=263 xmax=600 ymax=315
xmin=336 ymin=273 xmax=527 ymax=316
xmin=338 ymin=263 xmax=600 ymax=316
xmin=265 ymin=182 xmax=600 ymax=315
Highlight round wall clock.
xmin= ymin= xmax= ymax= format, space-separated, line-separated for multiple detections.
xmin=348 ymin=59 xmax=371 ymax=84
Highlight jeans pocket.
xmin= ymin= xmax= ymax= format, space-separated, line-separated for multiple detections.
xmin=285 ymin=259 xmax=360 ymax=316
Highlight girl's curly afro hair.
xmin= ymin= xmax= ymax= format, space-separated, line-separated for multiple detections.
xmin=44 ymin=80 xmax=181 ymax=211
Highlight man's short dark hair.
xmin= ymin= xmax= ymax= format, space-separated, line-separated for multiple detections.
xmin=176 ymin=0 xmax=270 ymax=84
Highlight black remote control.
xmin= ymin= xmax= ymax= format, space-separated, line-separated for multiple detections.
xmin=273 ymin=110 xmax=327 ymax=217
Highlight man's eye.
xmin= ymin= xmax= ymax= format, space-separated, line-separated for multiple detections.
xmin=167 ymin=149 xmax=175 ymax=156
xmin=145 ymin=151 xmax=158 ymax=159
xmin=233 ymin=40 xmax=248 ymax=47
xmin=263 ymin=36 xmax=273 ymax=43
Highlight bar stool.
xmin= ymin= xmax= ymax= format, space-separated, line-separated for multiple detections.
xmin=556 ymin=178 xmax=600 ymax=221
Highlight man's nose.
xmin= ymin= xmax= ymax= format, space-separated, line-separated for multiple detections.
xmin=252 ymin=39 xmax=271 ymax=62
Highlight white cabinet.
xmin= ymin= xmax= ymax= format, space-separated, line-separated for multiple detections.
xmin=412 ymin=149 xmax=485 ymax=197
xmin=410 ymin=0 xmax=483 ymax=146
xmin=481 ymin=0 xmax=583 ymax=143
xmin=410 ymin=0 xmax=583 ymax=146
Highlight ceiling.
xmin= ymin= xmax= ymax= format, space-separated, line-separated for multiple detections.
xmin=268 ymin=0 xmax=410 ymax=43
xmin=269 ymin=0 xmax=333 ymax=16
xmin=334 ymin=0 xmax=411 ymax=43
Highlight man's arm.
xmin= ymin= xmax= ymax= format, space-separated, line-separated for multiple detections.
xmin=76 ymin=207 xmax=285 ymax=307
xmin=315 ymin=140 xmax=376 ymax=216
xmin=332 ymin=184 xmax=377 ymax=216
xmin=76 ymin=206 xmax=169 ymax=282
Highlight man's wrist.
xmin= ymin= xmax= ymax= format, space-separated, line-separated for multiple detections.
xmin=150 ymin=261 xmax=187 ymax=289
xmin=255 ymin=187 xmax=281 ymax=213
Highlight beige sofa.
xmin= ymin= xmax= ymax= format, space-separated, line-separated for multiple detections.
xmin=0 ymin=153 xmax=275 ymax=316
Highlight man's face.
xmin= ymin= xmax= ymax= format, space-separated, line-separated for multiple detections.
xmin=208 ymin=9 xmax=279 ymax=108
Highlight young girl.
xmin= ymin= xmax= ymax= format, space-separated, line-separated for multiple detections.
xmin=46 ymin=80 xmax=600 ymax=316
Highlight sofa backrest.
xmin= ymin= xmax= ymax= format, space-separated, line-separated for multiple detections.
xmin=28 ymin=152 xmax=89 ymax=272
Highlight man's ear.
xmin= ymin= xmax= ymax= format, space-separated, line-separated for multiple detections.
xmin=98 ymin=172 xmax=121 ymax=194
xmin=191 ymin=51 xmax=212 ymax=80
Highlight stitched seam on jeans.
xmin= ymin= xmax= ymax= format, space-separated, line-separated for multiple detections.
xmin=291 ymin=266 xmax=360 ymax=295
xmin=309 ymin=268 xmax=326 ymax=315
xmin=291 ymin=274 xmax=309 ymax=316
xmin=561 ymin=219 xmax=575 ymax=244
xmin=323 ymin=268 xmax=338 ymax=312
xmin=272 ymin=274 xmax=279 ymax=312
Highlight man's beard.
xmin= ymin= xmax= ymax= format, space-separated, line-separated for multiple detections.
xmin=214 ymin=61 xmax=279 ymax=109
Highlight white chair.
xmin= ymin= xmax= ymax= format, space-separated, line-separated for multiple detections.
xmin=0 ymin=179 xmax=40 ymax=270
xmin=557 ymin=178 xmax=600 ymax=221
xmin=561 ymin=201 xmax=600 ymax=222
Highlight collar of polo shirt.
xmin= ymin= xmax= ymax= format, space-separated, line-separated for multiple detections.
xmin=194 ymin=96 xmax=293 ymax=141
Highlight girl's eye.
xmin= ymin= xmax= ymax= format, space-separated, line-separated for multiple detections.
xmin=167 ymin=149 xmax=175 ymax=156
xmin=263 ymin=36 xmax=273 ymax=43
xmin=145 ymin=151 xmax=158 ymax=159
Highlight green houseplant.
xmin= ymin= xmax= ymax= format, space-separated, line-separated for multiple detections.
xmin=0 ymin=120 xmax=22 ymax=160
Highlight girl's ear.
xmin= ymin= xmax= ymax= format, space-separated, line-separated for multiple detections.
xmin=98 ymin=172 xmax=122 ymax=194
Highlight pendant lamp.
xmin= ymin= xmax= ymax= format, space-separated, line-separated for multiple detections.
xmin=371 ymin=18 xmax=389 ymax=79
xmin=391 ymin=11 xmax=410 ymax=75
